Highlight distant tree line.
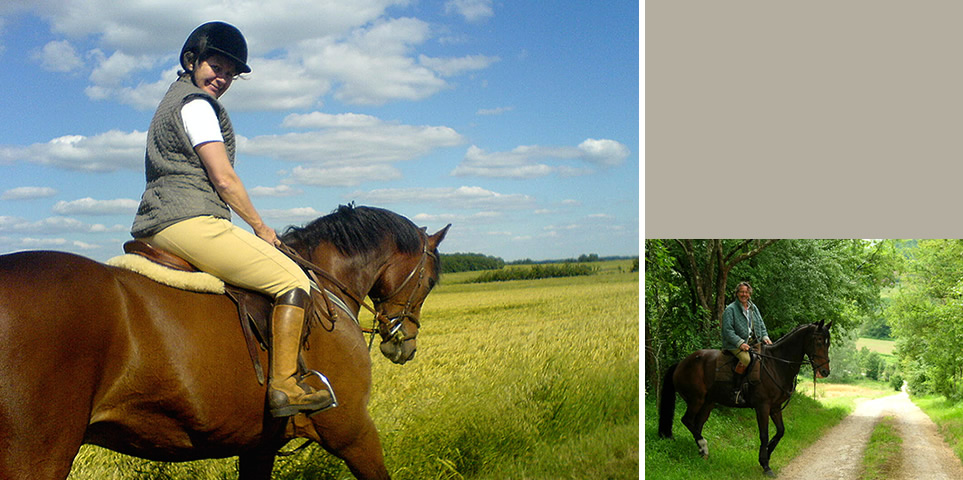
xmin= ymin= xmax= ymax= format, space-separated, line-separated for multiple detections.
xmin=470 ymin=263 xmax=598 ymax=283
xmin=442 ymin=253 xmax=638 ymax=273
xmin=440 ymin=253 xmax=505 ymax=273
xmin=507 ymin=254 xmax=636 ymax=265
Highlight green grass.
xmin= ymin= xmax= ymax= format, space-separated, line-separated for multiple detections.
xmin=856 ymin=337 xmax=896 ymax=356
xmin=859 ymin=415 xmax=902 ymax=480
xmin=68 ymin=270 xmax=640 ymax=479
xmin=912 ymin=395 xmax=963 ymax=463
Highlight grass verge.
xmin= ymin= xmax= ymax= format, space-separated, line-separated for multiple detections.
xmin=859 ymin=415 xmax=902 ymax=480
xmin=911 ymin=395 xmax=963 ymax=463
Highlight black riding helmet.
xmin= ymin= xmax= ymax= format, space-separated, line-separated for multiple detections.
xmin=180 ymin=21 xmax=251 ymax=74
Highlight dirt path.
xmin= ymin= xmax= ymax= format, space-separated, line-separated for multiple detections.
xmin=776 ymin=389 xmax=963 ymax=480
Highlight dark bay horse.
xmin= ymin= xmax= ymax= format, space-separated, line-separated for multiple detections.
xmin=658 ymin=321 xmax=832 ymax=477
xmin=0 ymin=205 xmax=449 ymax=480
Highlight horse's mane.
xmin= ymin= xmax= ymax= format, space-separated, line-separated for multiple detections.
xmin=769 ymin=322 xmax=816 ymax=348
xmin=281 ymin=204 xmax=422 ymax=257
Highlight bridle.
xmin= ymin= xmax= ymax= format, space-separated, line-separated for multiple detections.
xmin=276 ymin=233 xmax=435 ymax=345
xmin=753 ymin=326 xmax=832 ymax=411
xmin=369 ymin=238 xmax=435 ymax=341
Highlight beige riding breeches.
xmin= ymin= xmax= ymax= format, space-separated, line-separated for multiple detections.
xmin=143 ymin=215 xmax=310 ymax=298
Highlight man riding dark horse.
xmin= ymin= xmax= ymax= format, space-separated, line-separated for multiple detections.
xmin=721 ymin=281 xmax=772 ymax=405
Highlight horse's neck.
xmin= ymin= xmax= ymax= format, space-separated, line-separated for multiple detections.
xmin=764 ymin=327 xmax=811 ymax=376
xmin=308 ymin=243 xmax=385 ymax=303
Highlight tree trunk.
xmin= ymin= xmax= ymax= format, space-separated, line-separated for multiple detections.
xmin=676 ymin=239 xmax=779 ymax=332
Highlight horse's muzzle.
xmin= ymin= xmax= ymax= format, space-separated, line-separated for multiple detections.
xmin=815 ymin=364 xmax=830 ymax=379
xmin=380 ymin=338 xmax=416 ymax=364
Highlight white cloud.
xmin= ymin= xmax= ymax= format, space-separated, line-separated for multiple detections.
xmin=412 ymin=210 xmax=501 ymax=224
xmin=226 ymin=58 xmax=331 ymax=112
xmin=3 ymin=130 xmax=145 ymax=172
xmin=418 ymin=54 xmax=499 ymax=77
xmin=52 ymin=197 xmax=138 ymax=215
xmin=290 ymin=164 xmax=402 ymax=187
xmin=578 ymin=138 xmax=631 ymax=166
xmin=34 ymin=40 xmax=84 ymax=72
xmin=87 ymin=49 xmax=158 ymax=87
xmin=445 ymin=0 xmax=494 ymax=22
xmin=86 ymin=66 xmax=181 ymax=110
xmin=246 ymin=115 xmax=463 ymax=166
xmin=300 ymin=18 xmax=447 ymax=105
xmin=282 ymin=112 xmax=383 ymax=129
xmin=19 ymin=237 xmax=99 ymax=250
xmin=261 ymin=207 xmax=324 ymax=221
xmin=2 ymin=186 xmax=58 ymax=200
xmin=0 ymin=215 xmax=126 ymax=234
xmin=352 ymin=186 xmax=534 ymax=210
xmin=18 ymin=2 xmax=498 ymax=109
xmin=249 ymin=185 xmax=303 ymax=197
xmin=476 ymin=106 xmax=513 ymax=116
xmin=451 ymin=139 xmax=631 ymax=179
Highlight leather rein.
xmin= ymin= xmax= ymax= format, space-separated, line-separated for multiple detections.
xmin=753 ymin=331 xmax=831 ymax=412
xmin=276 ymin=238 xmax=433 ymax=344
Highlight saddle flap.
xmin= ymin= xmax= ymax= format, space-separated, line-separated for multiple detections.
xmin=124 ymin=240 xmax=198 ymax=272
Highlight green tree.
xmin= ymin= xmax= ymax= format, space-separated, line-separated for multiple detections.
xmin=887 ymin=239 xmax=963 ymax=399
xmin=864 ymin=351 xmax=883 ymax=380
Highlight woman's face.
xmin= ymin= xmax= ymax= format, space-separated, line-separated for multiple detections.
xmin=191 ymin=54 xmax=238 ymax=99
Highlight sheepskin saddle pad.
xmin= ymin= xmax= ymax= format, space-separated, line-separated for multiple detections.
xmin=106 ymin=241 xmax=225 ymax=294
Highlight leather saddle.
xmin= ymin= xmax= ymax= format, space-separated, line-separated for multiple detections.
xmin=716 ymin=348 xmax=762 ymax=385
xmin=123 ymin=240 xmax=279 ymax=386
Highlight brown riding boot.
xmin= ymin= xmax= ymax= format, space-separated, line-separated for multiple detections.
xmin=268 ymin=289 xmax=335 ymax=418
xmin=732 ymin=362 xmax=749 ymax=405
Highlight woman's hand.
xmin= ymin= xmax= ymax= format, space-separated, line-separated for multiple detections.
xmin=254 ymin=224 xmax=280 ymax=247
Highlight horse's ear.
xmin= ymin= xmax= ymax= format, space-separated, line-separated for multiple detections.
xmin=428 ymin=224 xmax=451 ymax=248
xmin=816 ymin=320 xmax=824 ymax=328
xmin=826 ymin=321 xmax=833 ymax=330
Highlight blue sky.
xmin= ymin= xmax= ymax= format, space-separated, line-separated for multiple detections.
xmin=0 ymin=1 xmax=638 ymax=263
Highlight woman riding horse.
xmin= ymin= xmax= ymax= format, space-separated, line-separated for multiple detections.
xmin=130 ymin=21 xmax=330 ymax=417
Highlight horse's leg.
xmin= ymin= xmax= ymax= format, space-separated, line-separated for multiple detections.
xmin=680 ymin=397 xmax=714 ymax=458
xmin=754 ymin=404 xmax=775 ymax=477
xmin=321 ymin=414 xmax=390 ymax=480
xmin=767 ymin=407 xmax=785 ymax=458
xmin=0 ymin=434 xmax=81 ymax=480
xmin=0 ymin=386 xmax=89 ymax=479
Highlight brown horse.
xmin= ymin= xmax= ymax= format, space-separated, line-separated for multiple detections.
xmin=658 ymin=321 xmax=832 ymax=477
xmin=0 ymin=205 xmax=449 ymax=480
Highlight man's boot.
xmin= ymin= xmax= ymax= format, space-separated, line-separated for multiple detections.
xmin=268 ymin=288 xmax=335 ymax=417
xmin=732 ymin=362 xmax=749 ymax=406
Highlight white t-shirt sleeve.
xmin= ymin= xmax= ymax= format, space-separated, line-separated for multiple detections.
xmin=180 ymin=98 xmax=224 ymax=147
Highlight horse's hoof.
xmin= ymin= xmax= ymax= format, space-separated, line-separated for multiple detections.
xmin=762 ymin=468 xmax=776 ymax=477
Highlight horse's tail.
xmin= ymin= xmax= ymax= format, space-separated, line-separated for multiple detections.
xmin=658 ymin=363 xmax=678 ymax=438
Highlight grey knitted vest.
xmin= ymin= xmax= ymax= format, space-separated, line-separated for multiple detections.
xmin=131 ymin=75 xmax=236 ymax=238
